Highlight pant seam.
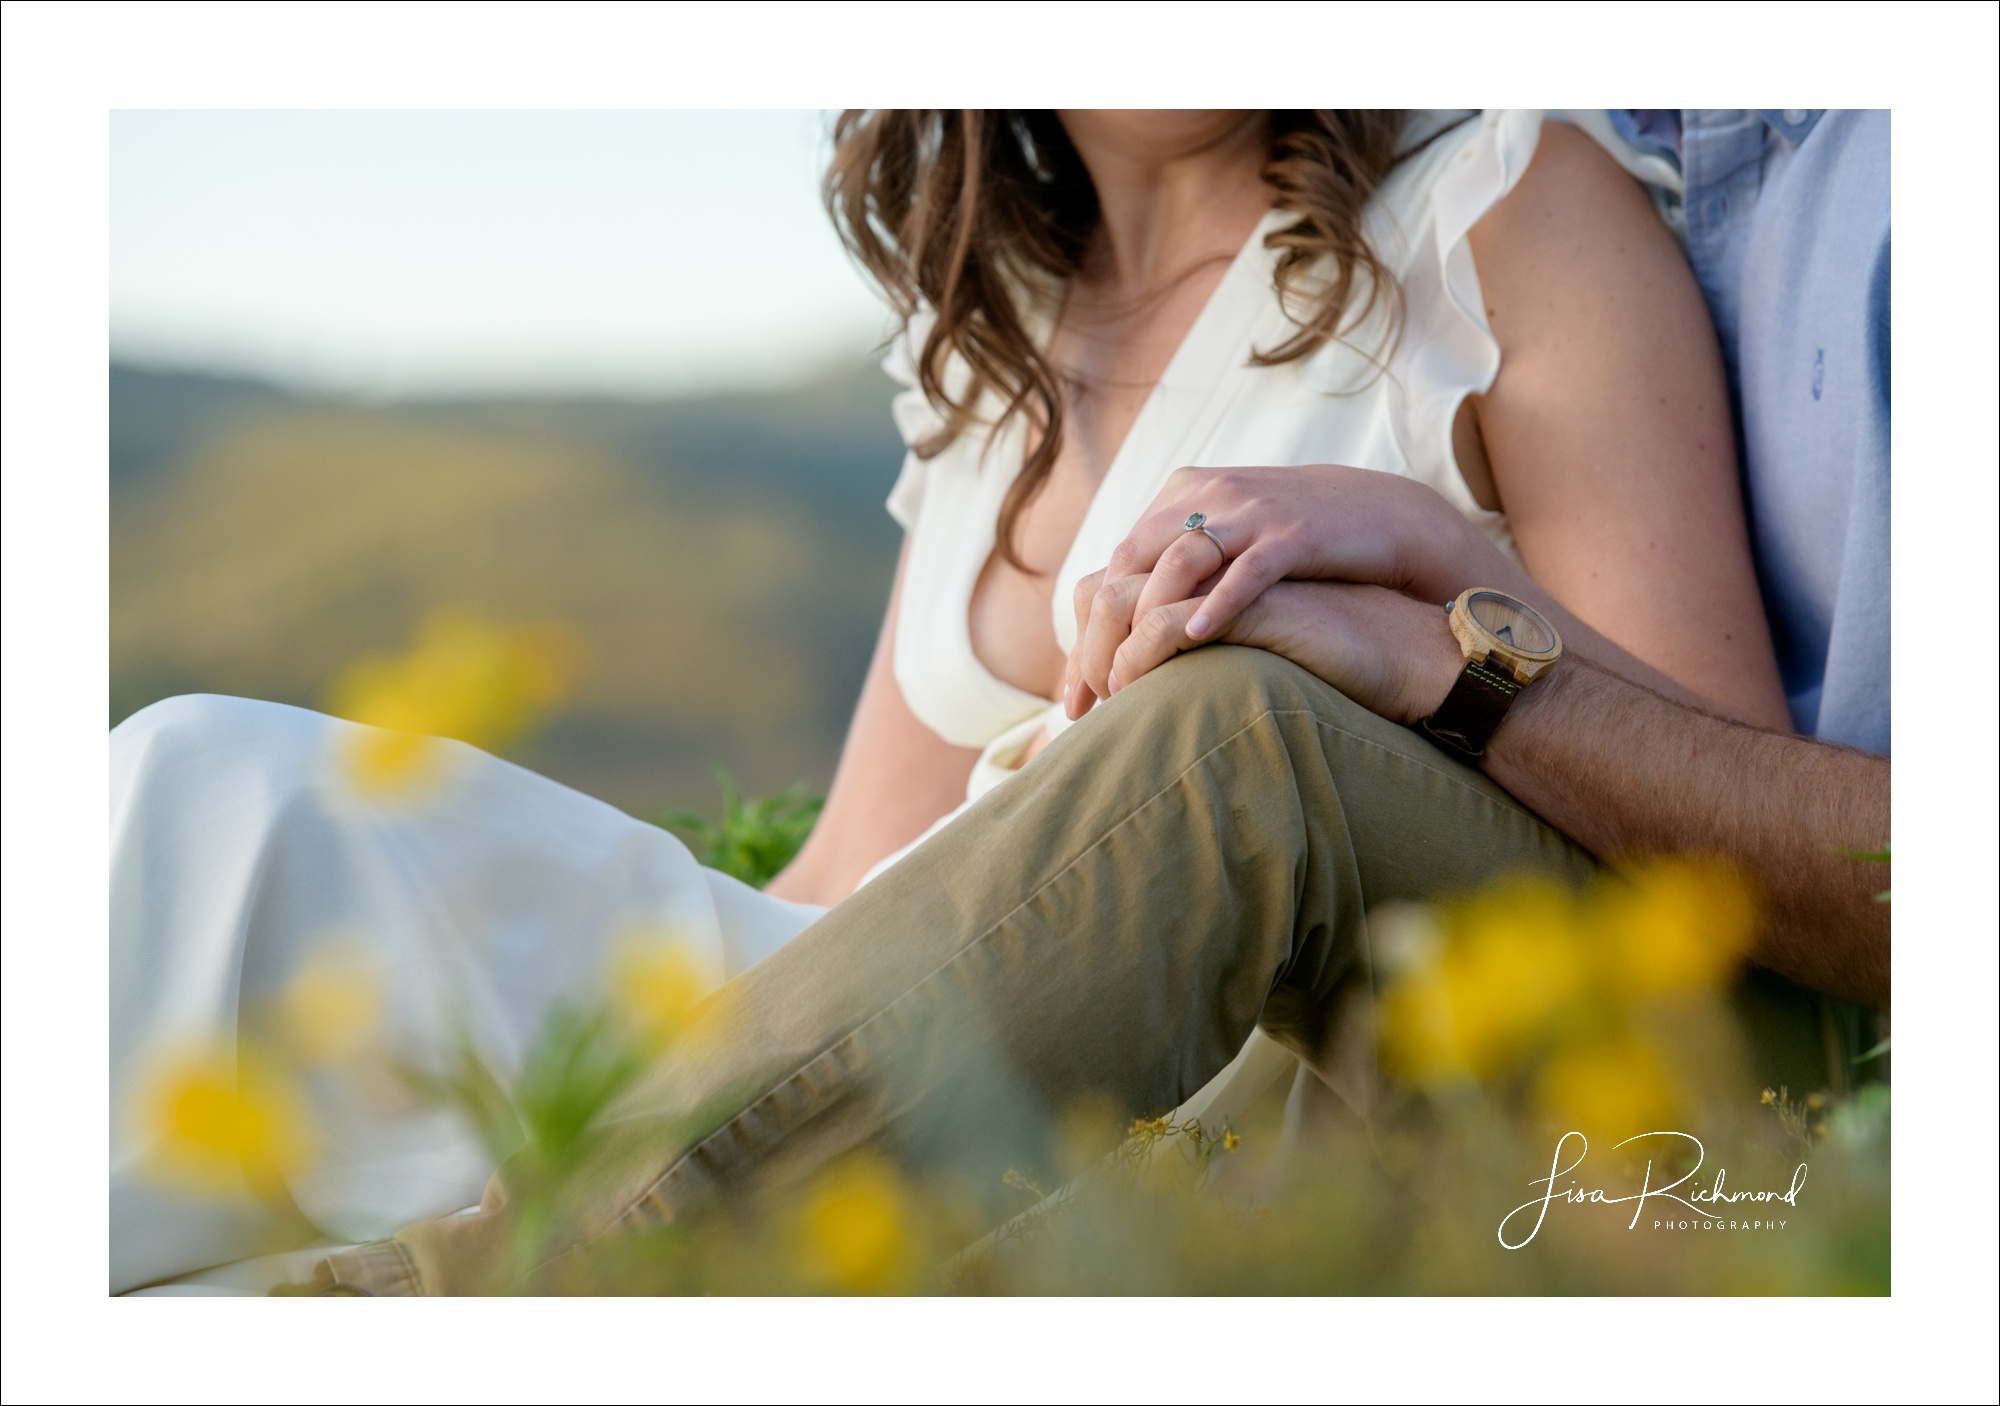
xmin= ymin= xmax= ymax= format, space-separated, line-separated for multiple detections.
xmin=621 ymin=696 xmax=1557 ymax=1227
xmin=1289 ymin=708 xmax=1557 ymax=830
xmin=617 ymin=706 xmax=1294 ymax=1226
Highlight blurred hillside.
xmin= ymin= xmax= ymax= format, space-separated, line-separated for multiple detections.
xmin=110 ymin=360 xmax=907 ymax=818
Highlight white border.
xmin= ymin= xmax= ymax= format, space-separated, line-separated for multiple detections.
xmin=4 ymin=2 xmax=1996 ymax=1402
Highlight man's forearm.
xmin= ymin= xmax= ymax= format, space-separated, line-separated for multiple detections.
xmin=1094 ymin=569 xmax=1891 ymax=1009
xmin=1484 ymin=656 xmax=1890 ymax=1007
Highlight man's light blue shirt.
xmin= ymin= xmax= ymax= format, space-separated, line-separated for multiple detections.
xmin=1607 ymin=109 xmax=1890 ymax=756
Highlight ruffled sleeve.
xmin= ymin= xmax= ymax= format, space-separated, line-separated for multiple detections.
xmin=1377 ymin=108 xmax=1544 ymax=551
xmin=881 ymin=311 xmax=945 ymax=531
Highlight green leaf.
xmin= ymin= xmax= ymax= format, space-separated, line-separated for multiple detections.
xmin=511 ymin=1003 xmax=648 ymax=1178
xmin=1851 ymin=1037 xmax=1891 ymax=1065
xmin=657 ymin=769 xmax=824 ymax=889
xmin=398 ymin=1016 xmax=528 ymax=1170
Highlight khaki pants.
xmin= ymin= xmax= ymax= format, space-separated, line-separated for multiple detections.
xmin=324 ymin=646 xmax=1595 ymax=1293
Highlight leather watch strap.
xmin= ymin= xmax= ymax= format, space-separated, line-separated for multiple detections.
xmin=1419 ymin=655 xmax=1521 ymax=757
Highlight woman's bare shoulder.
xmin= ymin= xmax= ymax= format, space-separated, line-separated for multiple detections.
xmin=1464 ymin=118 xmax=1714 ymax=398
xmin=1461 ymin=121 xmax=1789 ymax=730
xmin=1469 ymin=119 xmax=1684 ymax=308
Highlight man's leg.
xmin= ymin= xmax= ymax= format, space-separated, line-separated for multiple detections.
xmin=334 ymin=646 xmax=1592 ymax=1292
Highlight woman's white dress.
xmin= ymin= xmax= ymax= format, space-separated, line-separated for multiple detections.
xmin=110 ymin=109 xmax=1544 ymax=1293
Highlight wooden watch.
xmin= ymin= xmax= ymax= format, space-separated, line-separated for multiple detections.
xmin=1418 ymin=588 xmax=1563 ymax=758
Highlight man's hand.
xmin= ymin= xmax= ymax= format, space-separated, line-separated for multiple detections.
xmin=1079 ymin=566 xmax=1892 ymax=1008
xmin=1070 ymin=574 xmax=1466 ymax=728
xmin=1065 ymin=461 xmax=1722 ymax=726
xmin=1064 ymin=465 xmax=1524 ymax=719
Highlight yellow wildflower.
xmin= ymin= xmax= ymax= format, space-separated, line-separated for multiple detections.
xmin=793 ymin=1155 xmax=917 ymax=1294
xmin=608 ymin=925 xmax=720 ymax=1051
xmin=135 ymin=1040 xmax=316 ymax=1198
xmin=328 ymin=608 xmax=578 ymax=794
xmin=1598 ymin=857 xmax=1756 ymax=997
xmin=278 ymin=941 xmax=384 ymax=1066
xmin=1380 ymin=876 xmax=1587 ymax=1083
xmin=1001 ymin=1167 xmax=1044 ymax=1198
xmin=1535 ymin=1035 xmax=1681 ymax=1141
xmin=340 ymin=727 xmax=446 ymax=798
xmin=1049 ymin=1093 xmax=1122 ymax=1177
xmin=1222 ymin=1131 xmax=1241 ymax=1152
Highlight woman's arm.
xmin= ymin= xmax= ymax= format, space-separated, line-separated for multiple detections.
xmin=1456 ymin=119 xmax=1789 ymax=729
xmin=1067 ymin=121 xmax=1790 ymax=732
xmin=765 ymin=540 xmax=982 ymax=907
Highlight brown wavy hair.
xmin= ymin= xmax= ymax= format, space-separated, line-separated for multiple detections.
xmin=825 ymin=109 xmax=1438 ymax=568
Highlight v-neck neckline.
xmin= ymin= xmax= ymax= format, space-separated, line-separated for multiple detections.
xmin=958 ymin=206 xmax=1289 ymax=706
xmin=1047 ymin=206 xmax=1291 ymax=649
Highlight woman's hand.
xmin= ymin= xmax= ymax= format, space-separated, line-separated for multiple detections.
xmin=1071 ymin=124 xmax=1798 ymax=735
xmin=1063 ymin=465 xmax=1519 ymax=718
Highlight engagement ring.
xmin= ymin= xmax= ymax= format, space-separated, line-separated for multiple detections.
xmin=1183 ymin=511 xmax=1226 ymax=557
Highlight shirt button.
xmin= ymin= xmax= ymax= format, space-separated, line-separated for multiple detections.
xmin=1783 ymin=109 xmax=1809 ymax=125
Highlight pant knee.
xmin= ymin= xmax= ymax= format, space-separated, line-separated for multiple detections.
xmin=1098 ymin=646 xmax=1432 ymax=790
xmin=1124 ymin=645 xmax=1359 ymax=729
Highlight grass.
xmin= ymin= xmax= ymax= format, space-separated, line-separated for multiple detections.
xmin=657 ymin=771 xmax=824 ymax=888
xmin=137 ymin=671 xmax=1887 ymax=1296
xmin=391 ymin=843 xmax=1890 ymax=1295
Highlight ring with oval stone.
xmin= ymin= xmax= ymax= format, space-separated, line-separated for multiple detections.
xmin=1182 ymin=511 xmax=1226 ymax=558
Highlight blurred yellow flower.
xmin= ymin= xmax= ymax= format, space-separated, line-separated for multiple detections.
xmin=327 ymin=608 xmax=578 ymax=795
xmin=1048 ymin=1093 xmax=1121 ymax=1178
xmin=1379 ymin=860 xmax=1758 ymax=1095
xmin=1380 ymin=877 xmax=1586 ymax=1083
xmin=341 ymin=727 xmax=446 ymax=798
xmin=1001 ymin=1167 xmax=1045 ymax=1198
xmin=1597 ymin=857 xmax=1756 ymax=997
xmin=608 ymin=926 xmax=719 ymax=1051
xmin=793 ymin=1155 xmax=918 ymax=1294
xmin=1535 ymin=1035 xmax=1681 ymax=1141
xmin=135 ymin=1041 xmax=316 ymax=1198
xmin=279 ymin=942 xmax=385 ymax=1066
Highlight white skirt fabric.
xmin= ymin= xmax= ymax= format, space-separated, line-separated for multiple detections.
xmin=110 ymin=695 xmax=1304 ymax=1295
xmin=109 ymin=694 xmax=823 ymax=1294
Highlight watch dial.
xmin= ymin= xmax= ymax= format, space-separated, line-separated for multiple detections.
xmin=1467 ymin=591 xmax=1555 ymax=653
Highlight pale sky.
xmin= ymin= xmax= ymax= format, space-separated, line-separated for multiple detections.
xmin=110 ymin=110 xmax=894 ymax=399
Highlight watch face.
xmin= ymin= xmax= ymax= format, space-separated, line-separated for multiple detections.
xmin=1466 ymin=590 xmax=1556 ymax=654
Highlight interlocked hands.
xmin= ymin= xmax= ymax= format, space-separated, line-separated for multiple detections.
xmin=1062 ymin=464 xmax=1535 ymax=727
